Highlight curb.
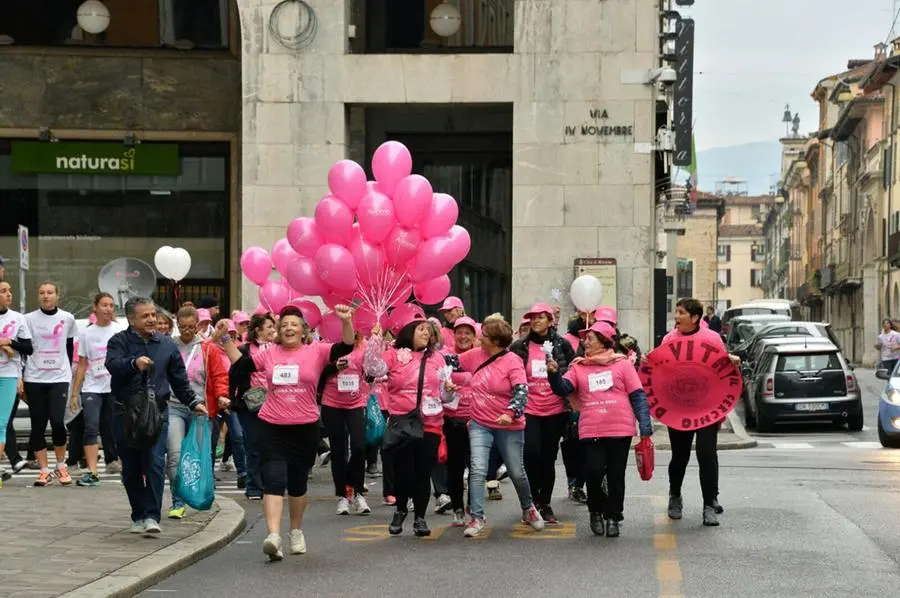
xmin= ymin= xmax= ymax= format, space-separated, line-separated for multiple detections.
xmin=653 ymin=438 xmax=758 ymax=451
xmin=59 ymin=497 xmax=246 ymax=598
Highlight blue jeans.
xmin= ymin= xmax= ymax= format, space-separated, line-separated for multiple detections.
xmin=468 ymin=420 xmax=534 ymax=520
xmin=216 ymin=411 xmax=247 ymax=477
xmin=166 ymin=403 xmax=193 ymax=509
xmin=114 ymin=403 xmax=169 ymax=524
xmin=237 ymin=410 xmax=263 ymax=498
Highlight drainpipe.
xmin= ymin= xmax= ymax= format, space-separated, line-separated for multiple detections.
xmin=886 ymin=82 xmax=896 ymax=316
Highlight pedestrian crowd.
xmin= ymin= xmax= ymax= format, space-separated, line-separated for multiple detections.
xmin=0 ymin=278 xmax=733 ymax=562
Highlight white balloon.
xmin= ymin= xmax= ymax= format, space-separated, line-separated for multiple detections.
xmin=570 ymin=275 xmax=604 ymax=312
xmin=154 ymin=246 xmax=175 ymax=278
xmin=168 ymin=247 xmax=192 ymax=282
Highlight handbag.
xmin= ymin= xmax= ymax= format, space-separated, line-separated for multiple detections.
xmin=123 ymin=364 xmax=164 ymax=448
xmin=382 ymin=351 xmax=429 ymax=452
xmin=634 ymin=436 xmax=655 ymax=481
xmin=242 ymin=387 xmax=267 ymax=412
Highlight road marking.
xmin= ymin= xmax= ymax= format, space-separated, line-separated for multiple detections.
xmin=510 ymin=521 xmax=576 ymax=539
xmin=343 ymin=524 xmax=390 ymax=543
xmin=842 ymin=441 xmax=883 ymax=449
xmin=770 ymin=442 xmax=815 ymax=449
xmin=654 ymin=496 xmax=683 ymax=598
xmin=421 ymin=525 xmax=451 ymax=541
xmin=654 ymin=533 xmax=677 ymax=550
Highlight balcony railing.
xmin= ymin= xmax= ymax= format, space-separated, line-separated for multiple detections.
xmin=859 ymin=142 xmax=884 ymax=184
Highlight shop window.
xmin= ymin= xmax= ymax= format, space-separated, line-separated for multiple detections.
xmin=676 ymin=259 xmax=693 ymax=299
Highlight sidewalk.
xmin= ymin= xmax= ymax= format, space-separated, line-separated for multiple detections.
xmin=650 ymin=412 xmax=758 ymax=451
xmin=0 ymin=478 xmax=245 ymax=598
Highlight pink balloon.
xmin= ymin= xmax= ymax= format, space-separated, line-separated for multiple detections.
xmin=352 ymin=307 xmax=384 ymax=336
xmin=271 ymin=239 xmax=300 ymax=276
xmin=285 ymin=257 xmax=328 ymax=296
xmin=252 ymin=304 xmax=268 ymax=316
xmin=385 ymin=278 xmax=413 ymax=308
xmin=384 ymin=226 xmax=421 ymax=266
xmin=288 ymin=298 xmax=322 ymax=329
xmin=314 ymin=244 xmax=357 ymax=292
xmin=287 ymin=217 xmax=324 ymax=258
xmin=322 ymin=292 xmax=347 ymax=309
xmin=371 ymin=141 xmax=412 ymax=196
xmin=348 ymin=237 xmax=386 ymax=285
xmin=240 ymin=246 xmax=273 ymax=286
xmin=393 ymin=175 xmax=433 ymax=227
xmin=327 ymin=160 xmax=367 ymax=209
xmin=314 ymin=195 xmax=354 ymax=246
xmin=408 ymin=236 xmax=457 ymax=283
xmin=446 ymin=225 xmax=472 ymax=264
xmin=414 ymin=275 xmax=451 ymax=305
xmin=318 ymin=311 xmax=344 ymax=343
xmin=357 ymin=189 xmax=397 ymax=244
xmin=420 ymin=193 xmax=459 ymax=239
xmin=259 ymin=280 xmax=291 ymax=314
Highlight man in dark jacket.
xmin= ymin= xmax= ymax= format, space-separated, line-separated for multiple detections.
xmin=105 ymin=296 xmax=207 ymax=535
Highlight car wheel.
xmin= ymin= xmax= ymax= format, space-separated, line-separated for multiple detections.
xmin=847 ymin=410 xmax=864 ymax=432
xmin=756 ymin=400 xmax=774 ymax=433
xmin=878 ymin=418 xmax=900 ymax=448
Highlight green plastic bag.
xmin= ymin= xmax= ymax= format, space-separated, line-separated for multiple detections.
xmin=365 ymin=394 xmax=386 ymax=447
xmin=174 ymin=415 xmax=215 ymax=511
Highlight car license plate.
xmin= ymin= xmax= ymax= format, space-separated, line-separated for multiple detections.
xmin=796 ymin=403 xmax=829 ymax=412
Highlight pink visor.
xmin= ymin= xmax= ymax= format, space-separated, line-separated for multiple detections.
xmin=579 ymin=321 xmax=617 ymax=340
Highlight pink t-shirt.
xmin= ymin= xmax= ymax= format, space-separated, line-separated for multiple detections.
xmin=252 ymin=342 xmax=333 ymax=425
xmin=564 ymin=359 xmax=643 ymax=439
xmin=321 ymin=343 xmax=370 ymax=410
xmin=440 ymin=347 xmax=473 ymax=420
xmin=563 ymin=333 xmax=580 ymax=353
xmin=460 ymin=349 xmax=528 ymax=431
xmin=662 ymin=326 xmax=726 ymax=351
xmin=383 ymin=348 xmax=446 ymax=428
xmin=247 ymin=343 xmax=270 ymax=389
xmin=523 ymin=341 xmax=565 ymax=417
xmin=440 ymin=327 xmax=456 ymax=352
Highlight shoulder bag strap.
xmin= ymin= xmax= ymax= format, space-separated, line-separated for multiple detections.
xmin=415 ymin=350 xmax=430 ymax=410
xmin=474 ymin=350 xmax=508 ymax=375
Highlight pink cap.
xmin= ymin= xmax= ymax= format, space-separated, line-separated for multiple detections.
xmin=221 ymin=318 xmax=237 ymax=333
xmin=427 ymin=317 xmax=442 ymax=327
xmin=438 ymin=296 xmax=464 ymax=312
xmin=196 ymin=308 xmax=212 ymax=323
xmin=524 ymin=303 xmax=554 ymax=320
xmin=580 ymin=321 xmax=617 ymax=340
xmin=520 ymin=316 xmax=531 ymax=326
xmin=388 ymin=303 xmax=426 ymax=336
xmin=594 ymin=306 xmax=618 ymax=326
xmin=453 ymin=316 xmax=478 ymax=331
xmin=233 ymin=311 xmax=251 ymax=325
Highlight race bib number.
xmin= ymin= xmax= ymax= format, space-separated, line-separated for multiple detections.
xmin=531 ymin=359 xmax=548 ymax=379
xmin=588 ymin=371 xmax=614 ymax=392
xmin=37 ymin=352 xmax=61 ymax=371
xmin=337 ymin=374 xmax=359 ymax=393
xmin=421 ymin=395 xmax=443 ymax=416
xmin=90 ymin=360 xmax=109 ymax=377
xmin=272 ymin=364 xmax=299 ymax=386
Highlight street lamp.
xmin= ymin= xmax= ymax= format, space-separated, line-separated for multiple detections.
xmin=430 ymin=1 xmax=461 ymax=37
xmin=77 ymin=0 xmax=110 ymax=35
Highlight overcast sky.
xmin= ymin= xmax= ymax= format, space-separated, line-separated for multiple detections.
xmin=683 ymin=0 xmax=895 ymax=152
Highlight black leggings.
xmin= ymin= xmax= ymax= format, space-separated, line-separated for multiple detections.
xmin=321 ymin=405 xmax=366 ymax=497
xmin=25 ymin=382 xmax=68 ymax=451
xmin=524 ymin=412 xmax=567 ymax=506
xmin=561 ymin=433 xmax=586 ymax=487
xmin=444 ymin=419 xmax=469 ymax=512
xmin=667 ymin=423 xmax=719 ymax=506
xmin=258 ymin=421 xmax=319 ymax=497
xmin=583 ymin=437 xmax=631 ymax=518
xmin=387 ymin=431 xmax=440 ymax=518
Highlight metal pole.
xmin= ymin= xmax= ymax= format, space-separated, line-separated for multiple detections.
xmin=19 ymin=266 xmax=25 ymax=313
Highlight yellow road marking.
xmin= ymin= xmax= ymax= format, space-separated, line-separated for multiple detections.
xmin=656 ymin=560 xmax=683 ymax=581
xmin=421 ymin=525 xmax=450 ymax=541
xmin=653 ymin=496 xmax=684 ymax=598
xmin=654 ymin=533 xmax=677 ymax=550
xmin=510 ymin=521 xmax=576 ymax=539
xmin=654 ymin=514 xmax=672 ymax=526
xmin=343 ymin=524 xmax=390 ymax=543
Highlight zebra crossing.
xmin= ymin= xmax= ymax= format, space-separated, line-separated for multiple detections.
xmin=763 ymin=440 xmax=885 ymax=450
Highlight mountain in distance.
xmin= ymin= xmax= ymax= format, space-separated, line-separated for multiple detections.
xmin=692 ymin=140 xmax=782 ymax=196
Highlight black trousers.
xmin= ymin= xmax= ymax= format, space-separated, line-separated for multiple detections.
xmin=25 ymin=382 xmax=68 ymax=451
xmin=5 ymin=396 xmax=23 ymax=465
xmin=523 ymin=412 xmax=568 ymax=506
xmin=561 ymin=434 xmax=586 ymax=487
xmin=444 ymin=419 xmax=469 ymax=511
xmin=583 ymin=437 xmax=632 ymax=518
xmin=321 ymin=405 xmax=367 ymax=497
xmin=667 ymin=423 xmax=719 ymax=506
xmin=387 ymin=432 xmax=440 ymax=518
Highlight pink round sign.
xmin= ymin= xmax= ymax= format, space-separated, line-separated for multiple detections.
xmin=638 ymin=337 xmax=742 ymax=431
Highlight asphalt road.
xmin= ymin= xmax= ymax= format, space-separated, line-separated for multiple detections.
xmin=141 ymin=369 xmax=900 ymax=598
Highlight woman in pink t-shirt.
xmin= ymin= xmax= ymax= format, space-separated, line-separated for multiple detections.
xmin=458 ymin=314 xmax=545 ymax=538
xmin=320 ymin=334 xmax=371 ymax=517
xmin=508 ymin=303 xmax=576 ymax=524
xmin=365 ymin=307 xmax=452 ymax=538
xmin=548 ymin=321 xmax=652 ymax=538
xmin=220 ymin=304 xmax=354 ymax=562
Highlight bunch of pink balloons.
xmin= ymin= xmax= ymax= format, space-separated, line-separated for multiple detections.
xmin=240 ymin=141 xmax=471 ymax=319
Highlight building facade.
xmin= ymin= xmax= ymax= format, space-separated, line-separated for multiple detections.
xmin=672 ymin=196 xmax=725 ymax=312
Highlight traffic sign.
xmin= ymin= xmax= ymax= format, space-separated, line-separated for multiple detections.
xmin=18 ymin=225 xmax=29 ymax=271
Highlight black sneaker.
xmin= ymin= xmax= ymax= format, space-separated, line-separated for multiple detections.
xmin=711 ymin=499 xmax=724 ymax=514
xmin=388 ymin=510 xmax=407 ymax=535
xmin=366 ymin=463 xmax=380 ymax=476
xmin=539 ymin=504 xmax=558 ymax=524
xmin=703 ymin=506 xmax=720 ymax=527
xmin=237 ymin=476 xmax=246 ymax=490
xmin=667 ymin=494 xmax=683 ymax=520
xmin=570 ymin=486 xmax=588 ymax=504
xmin=413 ymin=517 xmax=431 ymax=537
xmin=605 ymin=518 xmax=620 ymax=538
xmin=1 ymin=470 xmax=10 ymax=482
xmin=589 ymin=512 xmax=605 ymax=536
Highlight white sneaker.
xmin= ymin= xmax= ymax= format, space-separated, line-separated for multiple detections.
xmin=434 ymin=494 xmax=452 ymax=514
xmin=220 ymin=459 xmax=236 ymax=472
xmin=497 ymin=464 xmax=508 ymax=481
xmin=336 ymin=497 xmax=351 ymax=515
xmin=289 ymin=529 xmax=307 ymax=555
xmin=354 ymin=494 xmax=371 ymax=515
xmin=129 ymin=520 xmax=145 ymax=534
xmin=263 ymin=533 xmax=284 ymax=561
xmin=143 ymin=520 xmax=161 ymax=534
xmin=105 ymin=460 xmax=122 ymax=474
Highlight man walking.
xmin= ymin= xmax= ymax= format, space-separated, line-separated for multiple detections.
xmin=105 ymin=297 xmax=207 ymax=535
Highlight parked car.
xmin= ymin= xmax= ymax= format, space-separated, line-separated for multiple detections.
xmin=742 ymin=341 xmax=862 ymax=432
xmin=874 ymin=364 xmax=900 ymax=448
xmin=722 ymin=300 xmax=794 ymax=336
xmin=733 ymin=321 xmax=840 ymax=364
xmin=725 ymin=314 xmax=792 ymax=351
